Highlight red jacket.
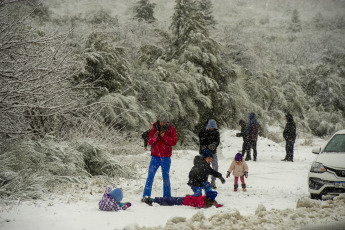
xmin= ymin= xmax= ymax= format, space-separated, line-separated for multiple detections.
xmin=148 ymin=122 xmax=177 ymax=158
xmin=183 ymin=195 xmax=223 ymax=208
xmin=183 ymin=195 xmax=206 ymax=208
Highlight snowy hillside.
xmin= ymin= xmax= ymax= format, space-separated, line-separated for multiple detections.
xmin=1 ymin=129 xmax=345 ymax=230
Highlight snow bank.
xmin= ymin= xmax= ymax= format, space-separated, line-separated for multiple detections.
xmin=133 ymin=194 xmax=345 ymax=230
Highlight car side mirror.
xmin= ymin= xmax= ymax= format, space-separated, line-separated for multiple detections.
xmin=312 ymin=147 xmax=321 ymax=154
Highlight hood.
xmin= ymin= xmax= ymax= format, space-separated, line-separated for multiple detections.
xmin=249 ymin=113 xmax=256 ymax=120
xmin=194 ymin=155 xmax=206 ymax=166
xmin=315 ymin=153 xmax=345 ymax=169
xmin=286 ymin=113 xmax=294 ymax=122
xmin=206 ymin=119 xmax=218 ymax=130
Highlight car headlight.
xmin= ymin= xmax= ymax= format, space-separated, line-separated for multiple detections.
xmin=310 ymin=162 xmax=327 ymax=173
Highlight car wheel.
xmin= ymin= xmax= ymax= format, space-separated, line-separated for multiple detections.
xmin=310 ymin=193 xmax=322 ymax=200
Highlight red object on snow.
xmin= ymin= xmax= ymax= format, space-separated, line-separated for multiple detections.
xmin=183 ymin=195 xmax=206 ymax=208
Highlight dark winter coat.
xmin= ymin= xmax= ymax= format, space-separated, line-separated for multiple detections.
xmin=237 ymin=121 xmax=249 ymax=141
xmin=198 ymin=129 xmax=220 ymax=154
xmin=148 ymin=122 xmax=177 ymax=158
xmin=187 ymin=155 xmax=223 ymax=187
xmin=283 ymin=114 xmax=296 ymax=141
xmin=141 ymin=129 xmax=151 ymax=148
xmin=245 ymin=113 xmax=259 ymax=141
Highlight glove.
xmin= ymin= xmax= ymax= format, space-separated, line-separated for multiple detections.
xmin=208 ymin=143 xmax=217 ymax=151
xmin=244 ymin=171 xmax=248 ymax=178
xmin=217 ymin=204 xmax=223 ymax=208
xmin=226 ymin=171 xmax=230 ymax=178
xmin=152 ymin=131 xmax=159 ymax=142
xmin=125 ymin=202 xmax=131 ymax=208
xmin=220 ymin=177 xmax=225 ymax=184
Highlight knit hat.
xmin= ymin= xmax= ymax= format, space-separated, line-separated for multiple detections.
xmin=109 ymin=188 xmax=123 ymax=202
xmin=206 ymin=190 xmax=217 ymax=201
xmin=235 ymin=153 xmax=243 ymax=161
xmin=202 ymin=149 xmax=213 ymax=158
xmin=158 ymin=112 xmax=169 ymax=122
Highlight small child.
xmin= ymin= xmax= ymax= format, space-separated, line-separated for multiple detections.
xmin=226 ymin=153 xmax=249 ymax=192
xmin=187 ymin=149 xmax=225 ymax=196
xmin=99 ymin=186 xmax=131 ymax=211
xmin=142 ymin=191 xmax=223 ymax=208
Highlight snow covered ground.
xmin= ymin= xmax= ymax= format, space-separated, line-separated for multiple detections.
xmin=1 ymin=129 xmax=345 ymax=230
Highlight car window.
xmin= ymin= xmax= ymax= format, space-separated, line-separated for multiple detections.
xmin=324 ymin=134 xmax=345 ymax=153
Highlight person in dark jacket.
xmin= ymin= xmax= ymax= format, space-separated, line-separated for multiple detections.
xmin=188 ymin=150 xmax=225 ymax=196
xmin=198 ymin=119 xmax=220 ymax=188
xmin=236 ymin=120 xmax=250 ymax=161
xmin=245 ymin=113 xmax=259 ymax=161
xmin=141 ymin=129 xmax=151 ymax=150
xmin=282 ymin=113 xmax=296 ymax=162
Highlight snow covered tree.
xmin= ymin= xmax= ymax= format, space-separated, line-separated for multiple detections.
xmin=312 ymin=12 xmax=326 ymax=29
xmin=169 ymin=0 xmax=236 ymax=127
xmin=89 ymin=8 xmax=118 ymax=25
xmin=133 ymin=0 xmax=156 ymax=23
xmin=288 ymin=9 xmax=302 ymax=33
xmin=74 ymin=32 xmax=132 ymax=99
xmin=198 ymin=0 xmax=216 ymax=27
xmin=73 ymin=32 xmax=152 ymax=130
xmin=0 ymin=1 xmax=84 ymax=145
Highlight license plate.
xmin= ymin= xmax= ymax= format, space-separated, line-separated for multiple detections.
xmin=335 ymin=182 xmax=345 ymax=188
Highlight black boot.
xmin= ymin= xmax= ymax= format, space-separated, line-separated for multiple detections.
xmin=242 ymin=184 xmax=247 ymax=191
xmin=234 ymin=184 xmax=238 ymax=192
xmin=141 ymin=197 xmax=153 ymax=206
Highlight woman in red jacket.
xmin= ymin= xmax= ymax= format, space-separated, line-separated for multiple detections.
xmin=142 ymin=112 xmax=177 ymax=200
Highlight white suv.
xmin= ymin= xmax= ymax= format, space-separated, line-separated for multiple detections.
xmin=308 ymin=129 xmax=345 ymax=199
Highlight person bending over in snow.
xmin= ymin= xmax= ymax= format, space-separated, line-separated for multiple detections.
xmin=142 ymin=191 xmax=222 ymax=208
xmin=187 ymin=150 xmax=225 ymax=196
xmin=226 ymin=153 xmax=249 ymax=192
xmin=99 ymin=186 xmax=131 ymax=211
xmin=236 ymin=119 xmax=250 ymax=161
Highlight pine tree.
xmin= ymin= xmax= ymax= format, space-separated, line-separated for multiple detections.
xmin=133 ymin=0 xmax=157 ymax=23
xmin=74 ymin=32 xmax=132 ymax=98
xmin=313 ymin=12 xmax=325 ymax=29
xmin=288 ymin=9 xmax=302 ymax=33
xmin=198 ymin=0 xmax=216 ymax=27
xmin=169 ymin=0 xmax=235 ymax=129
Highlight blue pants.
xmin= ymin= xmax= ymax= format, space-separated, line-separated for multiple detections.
xmin=143 ymin=155 xmax=171 ymax=198
xmin=286 ymin=140 xmax=295 ymax=161
xmin=191 ymin=182 xmax=213 ymax=196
